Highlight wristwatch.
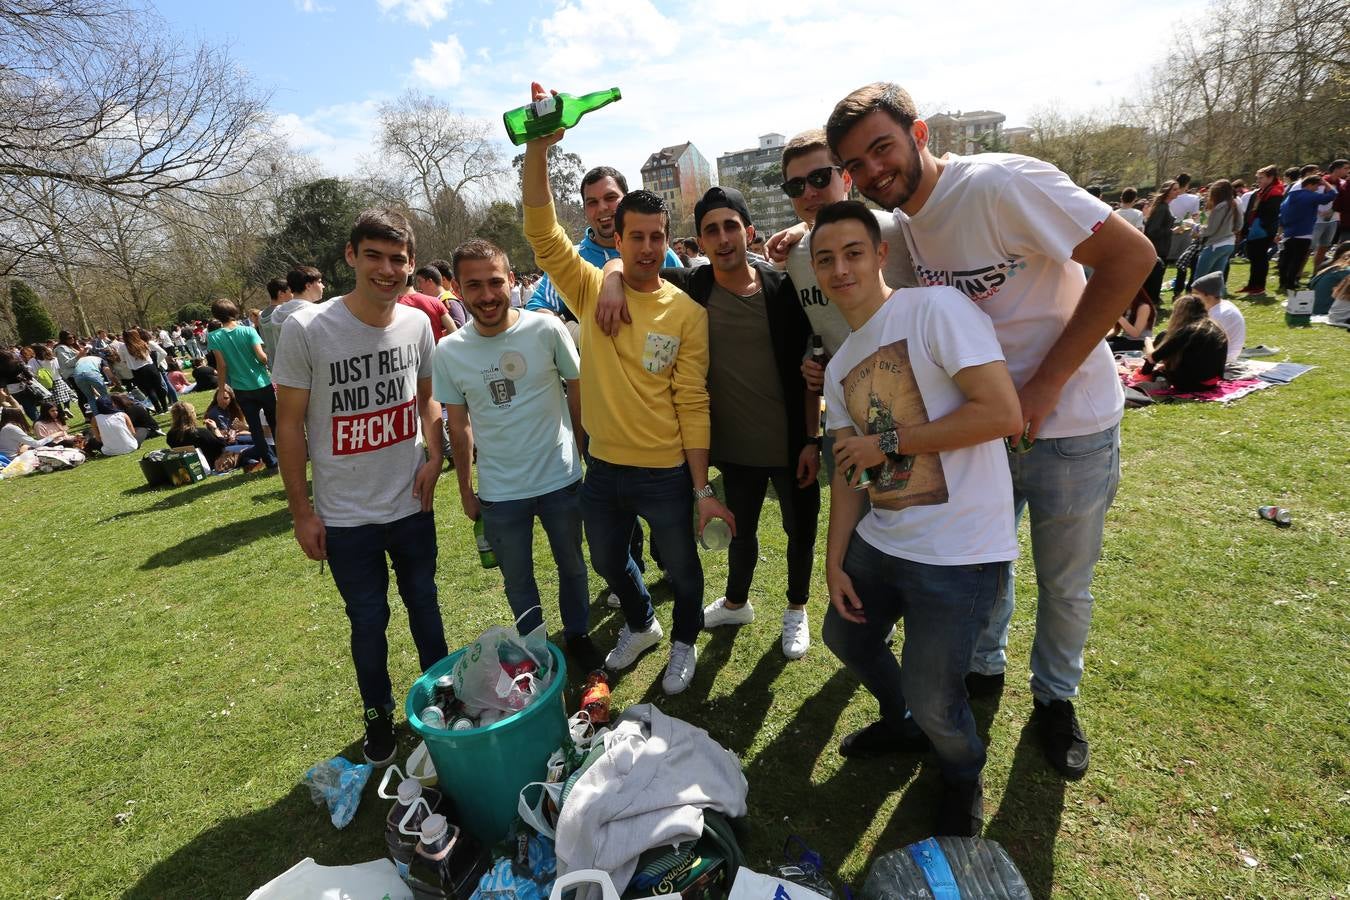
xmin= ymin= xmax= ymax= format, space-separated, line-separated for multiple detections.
xmin=693 ymin=484 xmax=716 ymax=501
xmin=877 ymin=428 xmax=900 ymax=455
xmin=806 ymin=435 xmax=822 ymax=447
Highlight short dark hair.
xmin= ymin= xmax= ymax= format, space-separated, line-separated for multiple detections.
xmin=1302 ymin=174 xmax=1324 ymax=188
xmin=451 ymin=239 xmax=510 ymax=280
xmin=1284 ymin=166 xmax=1300 ymax=180
xmin=210 ymin=298 xmax=240 ymax=322
xmin=827 ymin=82 xmax=919 ymax=156
xmin=414 ymin=265 xmax=442 ymax=285
xmin=1299 ymin=163 xmax=1320 ymax=176
xmin=428 ymin=258 xmax=453 ymax=283
xmin=614 ymin=190 xmax=670 ymax=235
xmin=680 ymin=238 xmax=699 ymax=255
xmin=349 ymin=208 xmax=416 ymax=259
xmin=1086 ymin=185 xmax=1102 ymax=197
xmin=782 ymin=128 xmax=830 ymax=171
xmin=266 ymin=277 xmax=290 ymax=300
xmin=1330 ymin=159 xmax=1349 ymax=171
xmin=580 ymin=166 xmax=628 ymax=202
xmin=1176 ymin=173 xmax=1192 ymax=188
xmin=286 ymin=265 xmax=322 ymax=294
xmin=812 ymin=200 xmax=882 ymax=248
xmin=1120 ymin=187 xmax=1138 ymax=204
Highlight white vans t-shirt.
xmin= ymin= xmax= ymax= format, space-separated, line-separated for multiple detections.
xmin=823 ymin=287 xmax=1016 ymax=566
xmin=894 ymin=153 xmax=1123 ymax=439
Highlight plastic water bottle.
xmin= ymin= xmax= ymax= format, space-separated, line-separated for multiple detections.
xmin=474 ymin=516 xmax=498 ymax=569
xmin=502 ymin=88 xmax=622 ymax=146
xmin=699 ymin=517 xmax=732 ymax=551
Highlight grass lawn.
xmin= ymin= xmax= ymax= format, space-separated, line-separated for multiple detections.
xmin=2 ymin=261 xmax=1346 ymax=898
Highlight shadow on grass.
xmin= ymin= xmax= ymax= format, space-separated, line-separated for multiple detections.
xmin=122 ymin=739 xmax=391 ymax=900
xmin=109 ymin=472 xmax=261 ymax=522
xmin=140 ymin=508 xmax=293 ymax=569
xmin=983 ymin=720 xmax=1065 ymax=899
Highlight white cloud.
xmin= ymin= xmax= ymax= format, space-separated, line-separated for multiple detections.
xmin=411 ymin=34 xmax=467 ymax=89
xmin=294 ymin=0 xmax=334 ymax=12
xmin=378 ymin=0 xmax=452 ymax=27
xmin=274 ymin=100 xmax=383 ymax=175
xmin=535 ymin=0 xmax=675 ymax=72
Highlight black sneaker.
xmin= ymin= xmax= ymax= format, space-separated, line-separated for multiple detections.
xmin=1032 ymin=698 xmax=1089 ymax=779
xmin=362 ymin=706 xmax=396 ymax=767
xmin=935 ymin=777 xmax=984 ymax=837
xmin=839 ymin=718 xmax=933 ymax=759
xmin=564 ymin=634 xmax=603 ymax=676
xmin=965 ymin=670 xmax=1005 ymax=700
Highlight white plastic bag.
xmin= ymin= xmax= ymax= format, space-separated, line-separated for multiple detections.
xmin=728 ymin=868 xmax=834 ymax=900
xmin=549 ymin=869 xmax=678 ymax=900
xmin=451 ymin=618 xmax=554 ymax=713
xmin=246 ymin=857 xmax=413 ymax=900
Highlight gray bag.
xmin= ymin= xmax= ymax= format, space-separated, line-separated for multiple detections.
xmin=861 ymin=837 xmax=1031 ymax=900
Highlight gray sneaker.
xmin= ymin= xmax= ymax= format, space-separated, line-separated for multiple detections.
xmin=661 ymin=641 xmax=697 ymax=695
xmin=604 ymin=620 xmax=663 ymax=670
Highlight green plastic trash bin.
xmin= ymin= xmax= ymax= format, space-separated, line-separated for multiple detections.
xmin=405 ymin=641 xmax=567 ymax=844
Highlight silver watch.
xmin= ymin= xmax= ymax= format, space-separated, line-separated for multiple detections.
xmin=693 ymin=484 xmax=716 ymax=501
xmin=877 ymin=428 xmax=899 ymax=455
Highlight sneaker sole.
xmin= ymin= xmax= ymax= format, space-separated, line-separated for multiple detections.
xmin=363 ymin=745 xmax=397 ymax=767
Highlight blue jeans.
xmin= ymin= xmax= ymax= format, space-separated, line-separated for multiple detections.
xmin=235 ymin=385 xmax=277 ymax=467
xmin=822 ymin=534 xmax=1006 ymax=782
xmin=74 ymin=372 xmax=109 ymax=403
xmin=480 ymin=480 xmax=590 ymax=639
xmin=324 ymin=510 xmax=449 ymax=711
xmin=582 ymin=459 xmax=704 ymax=644
xmin=971 ymin=424 xmax=1121 ymax=703
xmin=1193 ymin=244 xmax=1235 ymax=282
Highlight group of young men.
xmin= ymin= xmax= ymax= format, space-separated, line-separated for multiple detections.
xmin=274 ymin=79 xmax=1154 ymax=837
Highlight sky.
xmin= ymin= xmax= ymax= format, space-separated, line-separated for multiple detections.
xmin=156 ymin=0 xmax=1213 ymax=189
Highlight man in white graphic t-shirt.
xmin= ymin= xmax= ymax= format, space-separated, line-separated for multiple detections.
xmin=274 ymin=208 xmax=448 ymax=769
xmin=826 ymin=82 xmax=1155 ymax=781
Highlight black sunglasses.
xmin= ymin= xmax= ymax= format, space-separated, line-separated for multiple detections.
xmin=781 ymin=166 xmax=840 ymax=198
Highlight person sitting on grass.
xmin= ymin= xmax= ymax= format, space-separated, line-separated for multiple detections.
xmin=109 ymin=393 xmax=164 ymax=442
xmin=88 ymin=396 xmax=139 ymax=457
xmin=0 ymin=407 xmax=40 ymax=457
xmin=1308 ymin=241 xmax=1350 ymax=316
xmin=166 ymin=358 xmax=193 ymax=395
xmin=167 ymin=401 xmax=264 ymax=473
xmin=1327 ymin=273 xmax=1350 ymax=327
xmin=1189 ymin=271 xmax=1245 ymax=363
xmin=205 ymin=384 xmax=252 ymax=445
xmin=1140 ymin=318 xmax=1229 ymax=393
xmin=191 ymin=357 xmax=218 ymax=391
xmin=32 ymin=402 xmax=85 ymax=449
xmin=1108 ymin=288 xmax=1158 ymax=352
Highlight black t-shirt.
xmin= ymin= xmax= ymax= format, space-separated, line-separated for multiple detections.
xmin=193 ymin=366 xmax=218 ymax=389
xmin=122 ymin=402 xmax=158 ymax=431
xmin=168 ymin=425 xmax=226 ymax=467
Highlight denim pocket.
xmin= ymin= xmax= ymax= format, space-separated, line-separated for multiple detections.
xmin=1052 ymin=428 xmax=1116 ymax=460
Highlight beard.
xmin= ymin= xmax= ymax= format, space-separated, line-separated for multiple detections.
xmin=862 ymin=131 xmax=923 ymax=209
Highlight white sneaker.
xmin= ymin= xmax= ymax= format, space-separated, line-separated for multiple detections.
xmin=605 ymin=591 xmax=621 ymax=609
xmin=781 ymin=608 xmax=810 ymax=659
xmin=662 ymin=641 xmax=697 ymax=695
xmin=604 ymin=620 xmax=663 ymax=670
xmin=703 ymin=596 xmax=755 ymax=628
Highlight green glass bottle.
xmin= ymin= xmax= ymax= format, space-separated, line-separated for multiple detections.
xmin=502 ymin=88 xmax=622 ymax=146
xmin=473 ymin=516 xmax=497 ymax=569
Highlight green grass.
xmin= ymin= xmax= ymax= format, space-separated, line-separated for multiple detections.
xmin=2 ymin=260 xmax=1347 ymax=898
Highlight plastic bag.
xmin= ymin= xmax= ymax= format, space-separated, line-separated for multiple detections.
xmin=728 ymin=868 xmax=833 ymax=900
xmin=451 ymin=620 xmax=554 ymax=713
xmin=861 ymin=837 xmax=1031 ymax=900
xmin=470 ymin=833 xmax=557 ymax=900
xmin=247 ymin=857 xmax=413 ymax=900
xmin=303 ymin=756 xmax=373 ymax=829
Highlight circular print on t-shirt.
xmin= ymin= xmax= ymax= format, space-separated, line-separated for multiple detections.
xmin=499 ymin=350 xmax=527 ymax=381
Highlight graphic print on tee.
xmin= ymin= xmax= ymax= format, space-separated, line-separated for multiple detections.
xmin=642 ymin=332 xmax=680 ymax=374
xmin=840 ymin=338 xmax=948 ymax=511
xmin=324 ymin=342 xmax=420 ymax=455
xmin=913 ymin=257 xmax=1027 ymax=302
xmin=479 ymin=350 xmax=527 ymax=409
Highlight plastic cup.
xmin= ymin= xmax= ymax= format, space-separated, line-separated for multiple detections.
xmin=699 ymin=518 xmax=732 ymax=551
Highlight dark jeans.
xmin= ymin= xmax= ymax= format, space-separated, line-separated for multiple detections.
xmin=131 ymin=366 xmax=170 ymax=413
xmin=718 ymin=460 xmax=819 ymax=606
xmin=1243 ymin=236 xmax=1274 ymax=290
xmin=325 ymin=510 xmax=448 ymax=711
xmin=822 ymin=533 xmax=1006 ymax=782
xmin=480 ymin=480 xmax=590 ymax=639
xmin=582 ymin=458 xmax=704 ymax=644
xmin=1278 ymin=237 xmax=1312 ymax=291
xmin=235 ymin=385 xmax=277 ymax=467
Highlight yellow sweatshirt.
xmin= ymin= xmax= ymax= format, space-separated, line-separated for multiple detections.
xmin=524 ymin=201 xmax=709 ymax=467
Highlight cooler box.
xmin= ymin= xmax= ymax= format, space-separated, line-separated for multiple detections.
xmin=140 ymin=449 xmax=206 ymax=487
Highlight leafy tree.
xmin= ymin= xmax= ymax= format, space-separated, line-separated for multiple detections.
xmin=513 ymin=144 xmax=587 ymax=236
xmin=262 ymin=178 xmax=369 ymax=297
xmin=11 ymin=279 xmax=56 ymax=343
xmin=173 ymin=302 xmax=211 ymax=324
xmin=475 ymin=202 xmax=535 ymax=275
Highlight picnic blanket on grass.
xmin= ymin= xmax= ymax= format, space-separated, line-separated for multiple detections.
xmin=1117 ymin=357 xmax=1314 ymax=404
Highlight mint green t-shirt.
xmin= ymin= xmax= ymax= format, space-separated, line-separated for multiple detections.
xmin=207 ymin=324 xmax=271 ymax=391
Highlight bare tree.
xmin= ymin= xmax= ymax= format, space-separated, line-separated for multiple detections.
xmin=0 ymin=0 xmax=276 ymax=273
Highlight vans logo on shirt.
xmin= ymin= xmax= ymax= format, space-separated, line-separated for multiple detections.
xmin=913 ymin=257 xmax=1026 ymax=303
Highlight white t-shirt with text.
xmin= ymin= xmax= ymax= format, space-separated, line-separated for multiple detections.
xmin=824 ymin=287 xmax=1016 ymax=566
xmin=894 ymin=153 xmax=1123 ymax=439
